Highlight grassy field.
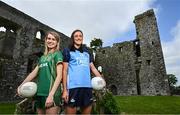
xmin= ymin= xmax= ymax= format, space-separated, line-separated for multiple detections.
xmin=115 ymin=96 xmax=180 ymax=114
xmin=0 ymin=102 xmax=16 ymax=114
xmin=1 ymin=96 xmax=180 ymax=114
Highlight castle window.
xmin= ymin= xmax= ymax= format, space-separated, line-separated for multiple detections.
xmin=0 ymin=26 xmax=6 ymax=32
xmin=36 ymin=31 xmax=41 ymax=39
xmin=10 ymin=29 xmax=14 ymax=33
xmin=135 ymin=41 xmax=138 ymax=45
xmin=0 ymin=63 xmax=3 ymax=79
xmin=152 ymin=41 xmax=154 ymax=45
xmin=134 ymin=40 xmax=141 ymax=57
xmin=135 ymin=69 xmax=141 ymax=95
xmin=136 ymin=31 xmax=139 ymax=36
xmin=102 ymin=50 xmax=105 ymax=54
xmin=118 ymin=47 xmax=123 ymax=53
xmin=110 ymin=85 xmax=117 ymax=95
xmin=35 ymin=30 xmax=45 ymax=40
xmin=0 ymin=18 xmax=19 ymax=59
xmin=147 ymin=60 xmax=151 ymax=66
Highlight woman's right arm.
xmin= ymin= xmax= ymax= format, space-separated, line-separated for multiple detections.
xmin=18 ymin=65 xmax=39 ymax=87
xmin=17 ymin=65 xmax=39 ymax=95
xmin=62 ymin=62 xmax=68 ymax=102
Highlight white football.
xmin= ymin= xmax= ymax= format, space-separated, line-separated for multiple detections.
xmin=91 ymin=77 xmax=106 ymax=90
xmin=19 ymin=82 xmax=37 ymax=98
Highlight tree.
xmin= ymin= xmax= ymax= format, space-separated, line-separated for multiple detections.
xmin=90 ymin=38 xmax=103 ymax=51
xmin=167 ymin=74 xmax=179 ymax=95
xmin=167 ymin=74 xmax=178 ymax=87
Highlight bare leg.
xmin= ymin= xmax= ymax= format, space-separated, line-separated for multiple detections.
xmin=81 ymin=105 xmax=92 ymax=114
xmin=66 ymin=106 xmax=77 ymax=114
xmin=46 ymin=106 xmax=60 ymax=114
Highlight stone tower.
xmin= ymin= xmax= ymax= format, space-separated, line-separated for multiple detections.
xmin=95 ymin=9 xmax=170 ymax=95
xmin=134 ymin=9 xmax=170 ymax=95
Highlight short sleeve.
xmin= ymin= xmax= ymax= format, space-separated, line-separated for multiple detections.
xmin=83 ymin=47 xmax=94 ymax=63
xmin=54 ymin=51 xmax=63 ymax=65
xmin=89 ymin=50 xmax=94 ymax=63
xmin=62 ymin=48 xmax=70 ymax=62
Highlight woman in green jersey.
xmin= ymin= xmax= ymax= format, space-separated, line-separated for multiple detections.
xmin=17 ymin=31 xmax=63 ymax=114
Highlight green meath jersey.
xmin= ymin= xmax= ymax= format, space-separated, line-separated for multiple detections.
xmin=37 ymin=51 xmax=63 ymax=96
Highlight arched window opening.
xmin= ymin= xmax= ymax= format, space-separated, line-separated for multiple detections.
xmin=110 ymin=85 xmax=118 ymax=95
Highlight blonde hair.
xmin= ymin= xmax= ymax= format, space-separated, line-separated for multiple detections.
xmin=44 ymin=31 xmax=60 ymax=55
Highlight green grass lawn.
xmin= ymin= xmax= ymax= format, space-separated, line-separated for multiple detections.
xmin=1 ymin=96 xmax=180 ymax=114
xmin=115 ymin=96 xmax=180 ymax=114
xmin=0 ymin=102 xmax=16 ymax=114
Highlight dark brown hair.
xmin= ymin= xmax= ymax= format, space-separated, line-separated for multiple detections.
xmin=69 ymin=29 xmax=83 ymax=47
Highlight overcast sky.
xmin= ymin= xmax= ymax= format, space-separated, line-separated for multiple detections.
xmin=1 ymin=0 xmax=180 ymax=85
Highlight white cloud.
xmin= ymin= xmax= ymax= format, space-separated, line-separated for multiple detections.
xmin=2 ymin=0 xmax=155 ymax=46
xmin=162 ymin=20 xmax=180 ymax=85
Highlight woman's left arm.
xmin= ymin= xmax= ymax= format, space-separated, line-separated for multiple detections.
xmin=90 ymin=62 xmax=101 ymax=77
xmin=45 ymin=63 xmax=63 ymax=107
xmin=90 ymin=63 xmax=106 ymax=88
xmin=50 ymin=63 xmax=63 ymax=96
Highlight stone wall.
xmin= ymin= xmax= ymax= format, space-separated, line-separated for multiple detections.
xmin=95 ymin=42 xmax=138 ymax=95
xmin=0 ymin=1 xmax=70 ymax=102
xmin=95 ymin=9 xmax=170 ymax=96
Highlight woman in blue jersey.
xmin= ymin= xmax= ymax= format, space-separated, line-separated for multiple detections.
xmin=62 ymin=29 xmax=104 ymax=114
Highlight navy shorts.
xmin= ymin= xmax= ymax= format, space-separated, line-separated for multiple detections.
xmin=66 ymin=88 xmax=93 ymax=107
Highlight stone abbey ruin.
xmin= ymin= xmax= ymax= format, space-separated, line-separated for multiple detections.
xmin=0 ymin=1 xmax=169 ymax=102
xmin=95 ymin=10 xmax=170 ymax=96
xmin=0 ymin=1 xmax=70 ymax=101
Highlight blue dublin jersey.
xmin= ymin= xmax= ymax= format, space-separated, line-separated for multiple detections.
xmin=63 ymin=46 xmax=93 ymax=89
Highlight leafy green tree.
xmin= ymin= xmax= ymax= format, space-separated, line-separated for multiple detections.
xmin=167 ymin=74 xmax=179 ymax=95
xmin=167 ymin=74 xmax=178 ymax=87
xmin=90 ymin=38 xmax=103 ymax=51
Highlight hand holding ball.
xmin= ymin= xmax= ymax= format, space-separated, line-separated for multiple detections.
xmin=18 ymin=82 xmax=37 ymax=98
xmin=91 ymin=77 xmax=106 ymax=90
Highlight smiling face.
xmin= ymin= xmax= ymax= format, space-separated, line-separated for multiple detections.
xmin=73 ymin=31 xmax=83 ymax=46
xmin=46 ymin=33 xmax=58 ymax=50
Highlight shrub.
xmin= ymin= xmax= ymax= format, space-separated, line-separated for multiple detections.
xmin=92 ymin=89 xmax=120 ymax=114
